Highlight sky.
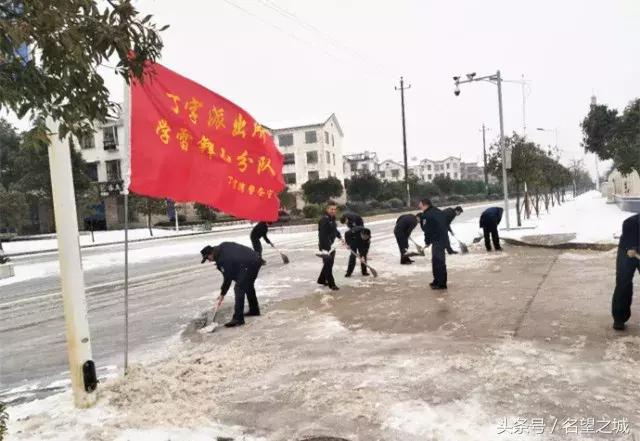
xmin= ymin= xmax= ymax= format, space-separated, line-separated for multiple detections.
xmin=5 ymin=0 xmax=640 ymax=178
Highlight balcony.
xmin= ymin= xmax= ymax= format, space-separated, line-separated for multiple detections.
xmin=97 ymin=180 xmax=124 ymax=196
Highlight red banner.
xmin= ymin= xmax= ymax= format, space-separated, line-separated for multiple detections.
xmin=130 ymin=63 xmax=284 ymax=221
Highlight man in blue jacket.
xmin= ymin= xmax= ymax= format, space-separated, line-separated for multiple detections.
xmin=612 ymin=214 xmax=640 ymax=331
xmin=479 ymin=207 xmax=503 ymax=252
xmin=200 ymin=242 xmax=262 ymax=328
xmin=419 ymin=198 xmax=450 ymax=290
xmin=317 ymin=201 xmax=344 ymax=290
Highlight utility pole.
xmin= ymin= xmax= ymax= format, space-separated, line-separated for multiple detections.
xmin=395 ymin=76 xmax=411 ymax=207
xmin=453 ymin=70 xmax=511 ymax=229
xmin=47 ymin=124 xmax=97 ymax=408
xmin=482 ymin=124 xmax=489 ymax=196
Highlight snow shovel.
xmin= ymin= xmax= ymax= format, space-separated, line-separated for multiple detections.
xmin=342 ymin=243 xmax=378 ymax=277
xmin=408 ymin=237 xmax=425 ymax=255
xmin=451 ymin=234 xmax=469 ymax=254
xmin=269 ymin=243 xmax=289 ymax=264
xmin=199 ymin=295 xmax=224 ymax=334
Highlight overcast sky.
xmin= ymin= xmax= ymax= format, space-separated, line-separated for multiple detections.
xmin=6 ymin=0 xmax=640 ymax=177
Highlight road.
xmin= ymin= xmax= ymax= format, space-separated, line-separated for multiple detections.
xmin=0 ymin=202 xmax=495 ymax=400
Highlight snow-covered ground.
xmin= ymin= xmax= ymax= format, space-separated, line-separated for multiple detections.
xmin=3 ymin=223 xmax=251 ymax=255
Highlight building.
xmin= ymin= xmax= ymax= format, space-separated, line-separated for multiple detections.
xmin=607 ymin=169 xmax=640 ymax=212
xmin=343 ymin=151 xmax=379 ymax=179
xmin=267 ymin=114 xmax=345 ymax=202
xmin=378 ymin=160 xmax=406 ymax=182
xmin=460 ymin=162 xmax=485 ymax=181
xmin=411 ymin=157 xmax=462 ymax=182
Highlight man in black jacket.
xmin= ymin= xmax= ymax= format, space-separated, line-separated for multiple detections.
xmin=479 ymin=207 xmax=503 ymax=251
xmin=419 ymin=198 xmax=450 ymax=290
xmin=394 ymin=213 xmax=420 ymax=264
xmin=340 ymin=212 xmax=364 ymax=229
xmin=442 ymin=206 xmax=463 ymax=254
xmin=200 ymin=242 xmax=262 ymax=327
xmin=250 ymin=221 xmax=271 ymax=262
xmin=612 ymin=214 xmax=640 ymax=331
xmin=345 ymin=226 xmax=371 ymax=277
xmin=317 ymin=201 xmax=343 ymax=290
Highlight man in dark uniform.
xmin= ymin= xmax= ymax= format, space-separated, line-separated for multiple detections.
xmin=612 ymin=214 xmax=640 ymax=331
xmin=345 ymin=226 xmax=371 ymax=277
xmin=250 ymin=221 xmax=271 ymax=262
xmin=419 ymin=198 xmax=450 ymax=290
xmin=442 ymin=206 xmax=464 ymax=254
xmin=200 ymin=242 xmax=262 ymax=328
xmin=340 ymin=212 xmax=364 ymax=229
xmin=394 ymin=213 xmax=420 ymax=264
xmin=479 ymin=206 xmax=503 ymax=252
xmin=318 ymin=201 xmax=343 ymax=290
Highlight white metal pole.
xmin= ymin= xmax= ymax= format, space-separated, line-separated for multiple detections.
xmin=174 ymin=202 xmax=179 ymax=232
xmin=122 ymin=80 xmax=131 ymax=372
xmin=496 ymin=70 xmax=511 ymax=229
xmin=48 ymin=131 xmax=97 ymax=408
xmin=521 ymin=74 xmax=526 ymax=136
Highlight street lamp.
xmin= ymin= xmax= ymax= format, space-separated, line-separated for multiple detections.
xmin=536 ymin=127 xmax=558 ymax=150
xmin=453 ymin=70 xmax=511 ymax=229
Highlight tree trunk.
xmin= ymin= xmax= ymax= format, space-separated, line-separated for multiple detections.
xmin=524 ymin=188 xmax=531 ymax=220
xmin=535 ymin=190 xmax=540 ymax=217
xmin=516 ymin=181 xmax=522 ymax=227
xmin=90 ymin=221 xmax=95 ymax=243
xmin=146 ymin=199 xmax=153 ymax=237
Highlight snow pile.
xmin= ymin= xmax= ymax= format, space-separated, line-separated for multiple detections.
xmin=501 ymin=191 xmax=634 ymax=244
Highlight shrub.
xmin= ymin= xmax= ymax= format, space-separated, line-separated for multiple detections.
xmin=380 ymin=201 xmax=393 ymax=209
xmin=388 ymin=197 xmax=404 ymax=209
xmin=368 ymin=199 xmax=383 ymax=209
xmin=303 ymin=204 xmax=321 ymax=219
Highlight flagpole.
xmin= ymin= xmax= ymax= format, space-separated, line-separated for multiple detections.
xmin=122 ymin=79 xmax=131 ymax=373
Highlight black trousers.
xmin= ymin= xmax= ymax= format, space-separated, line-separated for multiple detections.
xmin=346 ymin=241 xmax=370 ymax=275
xmin=232 ymin=263 xmax=261 ymax=323
xmin=317 ymin=250 xmax=336 ymax=287
xmin=431 ymin=242 xmax=447 ymax=287
xmin=483 ymin=224 xmax=501 ymax=251
xmin=612 ymin=246 xmax=640 ymax=324
xmin=395 ymin=230 xmax=412 ymax=263
xmin=251 ymin=238 xmax=263 ymax=257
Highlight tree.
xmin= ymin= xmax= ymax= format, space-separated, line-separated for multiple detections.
xmin=194 ymin=202 xmax=217 ymax=221
xmin=128 ymin=193 xmax=166 ymax=236
xmin=432 ymin=175 xmax=454 ymax=195
xmin=0 ymin=119 xmax=21 ymax=189
xmin=581 ymin=98 xmax=640 ymax=175
xmin=0 ymin=184 xmax=28 ymax=251
xmin=0 ymin=1 xmax=167 ymax=139
xmin=278 ymin=187 xmax=297 ymax=211
xmin=345 ymin=171 xmax=382 ymax=202
xmin=301 ymin=176 xmax=343 ymax=204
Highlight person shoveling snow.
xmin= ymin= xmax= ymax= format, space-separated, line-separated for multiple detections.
xmin=200 ymin=242 xmax=262 ymax=328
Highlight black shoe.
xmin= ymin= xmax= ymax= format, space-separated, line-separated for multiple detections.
xmin=317 ymin=280 xmax=328 ymax=286
xmin=362 ymin=272 xmax=370 ymax=276
xmin=224 ymin=319 xmax=244 ymax=327
xmin=329 ymin=285 xmax=340 ymax=291
xmin=448 ymin=251 xmax=458 ymax=255
xmin=344 ymin=273 xmax=352 ymax=278
xmin=486 ymin=249 xmax=493 ymax=252
xmin=613 ymin=322 xmax=626 ymax=331
xmin=431 ymin=285 xmax=447 ymax=290
xmin=495 ymin=247 xmax=503 ymax=252
xmin=260 ymin=259 xmax=267 ymax=265
xmin=245 ymin=311 xmax=261 ymax=317
xmin=401 ymin=259 xmax=414 ymax=265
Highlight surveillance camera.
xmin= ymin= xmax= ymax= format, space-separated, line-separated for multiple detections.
xmin=454 ymin=87 xmax=461 ymax=96
xmin=453 ymin=76 xmax=460 ymax=82
xmin=466 ymin=72 xmax=476 ymax=81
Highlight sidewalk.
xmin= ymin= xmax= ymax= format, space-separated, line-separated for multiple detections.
xmin=8 ymin=239 xmax=640 ymax=440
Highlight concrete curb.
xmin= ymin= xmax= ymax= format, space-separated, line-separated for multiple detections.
xmin=502 ymin=237 xmax=616 ymax=252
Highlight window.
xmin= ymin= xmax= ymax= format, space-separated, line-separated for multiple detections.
xmin=350 ymin=162 xmax=357 ymax=172
xmin=331 ymin=134 xmax=334 ymax=146
xmin=85 ymin=162 xmax=98 ymax=181
xmin=106 ymin=160 xmax=121 ymax=181
xmin=454 ymin=173 xmax=458 ymax=179
xmin=378 ymin=172 xmax=385 ymax=179
xmin=326 ymin=151 xmax=331 ymax=164
xmin=278 ymin=134 xmax=294 ymax=146
xmin=306 ymin=151 xmax=318 ymax=164
xmin=308 ymin=171 xmax=320 ymax=181
xmin=80 ymin=134 xmax=95 ymax=150
xmin=305 ymin=131 xmax=317 ymax=144
xmin=391 ymin=170 xmax=400 ymax=178
xmin=446 ymin=163 xmax=450 ymax=169
xmin=324 ymin=131 xmax=329 ymax=143
xmin=284 ymin=173 xmax=296 ymax=184
xmin=283 ymin=153 xmax=295 ymax=165
xmin=332 ymin=153 xmax=336 ymax=165
xmin=103 ymin=126 xmax=118 ymax=150
xmin=427 ymin=165 xmax=432 ymax=171
xmin=362 ymin=164 xmax=369 ymax=172
xmin=427 ymin=174 xmax=432 ymax=180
